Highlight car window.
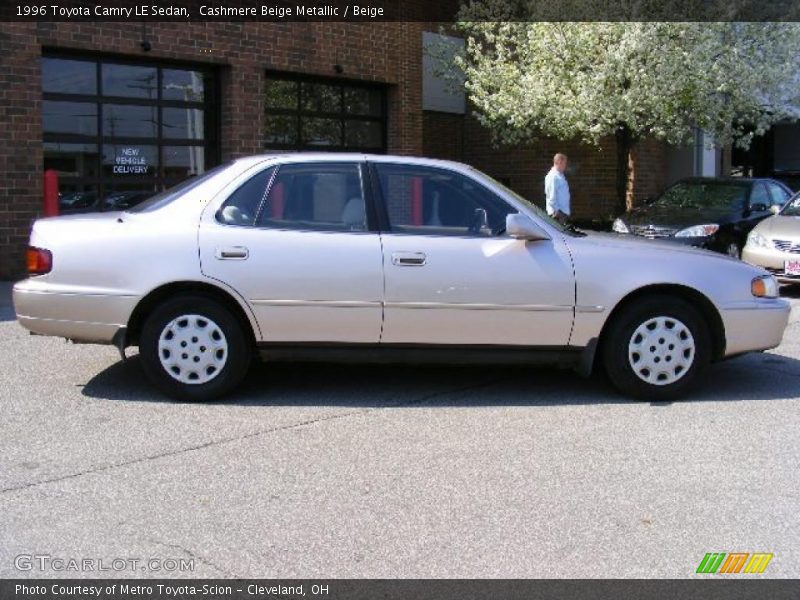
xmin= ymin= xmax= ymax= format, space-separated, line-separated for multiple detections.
xmin=653 ymin=181 xmax=748 ymax=210
xmin=749 ymin=183 xmax=771 ymax=210
xmin=216 ymin=167 xmax=276 ymax=226
xmin=255 ymin=163 xmax=367 ymax=232
xmin=374 ymin=163 xmax=515 ymax=237
xmin=767 ymin=182 xmax=791 ymax=206
xmin=781 ymin=194 xmax=800 ymax=217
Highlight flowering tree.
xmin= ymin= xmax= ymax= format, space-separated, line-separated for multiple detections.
xmin=453 ymin=19 xmax=800 ymax=213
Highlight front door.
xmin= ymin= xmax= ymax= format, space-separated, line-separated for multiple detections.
xmin=200 ymin=160 xmax=384 ymax=343
xmin=372 ymin=162 xmax=576 ymax=346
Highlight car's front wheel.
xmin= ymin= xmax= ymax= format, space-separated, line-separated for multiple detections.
xmin=602 ymin=296 xmax=711 ymax=401
xmin=139 ymin=294 xmax=252 ymax=401
xmin=724 ymin=240 xmax=741 ymax=259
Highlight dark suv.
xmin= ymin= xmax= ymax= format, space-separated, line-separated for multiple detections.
xmin=612 ymin=178 xmax=793 ymax=257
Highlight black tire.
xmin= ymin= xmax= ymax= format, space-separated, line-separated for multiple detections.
xmin=602 ymin=295 xmax=711 ymax=401
xmin=723 ymin=239 xmax=741 ymax=259
xmin=139 ymin=294 xmax=252 ymax=402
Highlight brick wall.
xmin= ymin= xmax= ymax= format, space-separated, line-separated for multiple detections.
xmin=0 ymin=21 xmax=425 ymax=278
xmin=422 ymin=111 xmax=464 ymax=161
xmin=423 ymin=110 xmax=670 ymax=222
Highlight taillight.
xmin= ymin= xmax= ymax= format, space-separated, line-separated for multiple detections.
xmin=26 ymin=246 xmax=52 ymax=275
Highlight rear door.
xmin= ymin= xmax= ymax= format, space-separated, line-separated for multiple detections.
xmin=199 ymin=159 xmax=384 ymax=343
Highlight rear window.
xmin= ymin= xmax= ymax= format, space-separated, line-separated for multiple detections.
xmin=126 ymin=163 xmax=231 ymax=213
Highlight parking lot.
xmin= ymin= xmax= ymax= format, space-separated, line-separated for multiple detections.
xmin=0 ymin=281 xmax=798 ymax=579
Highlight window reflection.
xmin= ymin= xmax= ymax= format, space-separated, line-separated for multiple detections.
xmin=345 ymin=120 xmax=382 ymax=148
xmin=163 ymin=146 xmax=205 ymax=178
xmin=301 ymin=82 xmax=341 ymax=113
xmin=162 ymin=107 xmax=204 ymax=140
xmin=102 ymin=63 xmax=158 ymax=98
xmin=302 ymin=118 xmax=341 ymax=146
xmin=162 ymin=69 xmax=205 ymax=102
xmin=43 ymin=56 xmax=217 ymax=211
xmin=102 ymin=104 xmax=158 ymax=138
xmin=265 ymin=76 xmax=385 ymax=152
xmin=266 ymin=79 xmax=297 ymax=109
xmin=42 ymin=58 xmax=96 ymax=95
xmin=44 ymin=143 xmax=100 ymax=178
xmin=43 ymin=101 xmax=97 ymax=135
xmin=265 ymin=114 xmax=298 ymax=145
xmin=344 ymin=86 xmax=382 ymax=116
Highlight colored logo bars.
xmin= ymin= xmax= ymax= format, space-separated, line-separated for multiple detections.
xmin=696 ymin=552 xmax=773 ymax=574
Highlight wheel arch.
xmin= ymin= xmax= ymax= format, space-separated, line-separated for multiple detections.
xmin=597 ymin=284 xmax=726 ymax=366
xmin=125 ymin=280 xmax=259 ymax=348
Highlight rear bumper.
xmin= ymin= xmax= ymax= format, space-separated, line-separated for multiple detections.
xmin=13 ymin=279 xmax=138 ymax=344
xmin=719 ymin=298 xmax=791 ymax=356
xmin=742 ymin=245 xmax=800 ymax=284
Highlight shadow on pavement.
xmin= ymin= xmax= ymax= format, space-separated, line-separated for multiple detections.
xmin=81 ymin=350 xmax=800 ymax=408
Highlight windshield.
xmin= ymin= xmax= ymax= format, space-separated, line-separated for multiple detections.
xmin=781 ymin=193 xmax=800 ymax=217
xmin=652 ymin=181 xmax=748 ymax=210
xmin=470 ymin=168 xmax=569 ymax=233
xmin=126 ymin=163 xmax=232 ymax=213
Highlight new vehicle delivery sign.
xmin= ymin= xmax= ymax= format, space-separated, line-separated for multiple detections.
xmin=113 ymin=147 xmax=149 ymax=175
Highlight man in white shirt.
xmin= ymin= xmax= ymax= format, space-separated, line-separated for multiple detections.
xmin=544 ymin=153 xmax=570 ymax=224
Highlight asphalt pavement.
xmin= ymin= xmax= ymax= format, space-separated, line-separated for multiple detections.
xmin=1 ymin=281 xmax=799 ymax=578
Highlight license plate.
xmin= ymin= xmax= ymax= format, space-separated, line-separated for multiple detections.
xmin=786 ymin=260 xmax=800 ymax=276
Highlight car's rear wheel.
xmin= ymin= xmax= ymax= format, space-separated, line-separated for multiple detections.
xmin=602 ymin=295 xmax=711 ymax=401
xmin=139 ymin=295 xmax=252 ymax=401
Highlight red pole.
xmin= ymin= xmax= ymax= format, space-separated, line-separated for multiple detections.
xmin=43 ymin=169 xmax=59 ymax=217
xmin=411 ymin=176 xmax=423 ymax=225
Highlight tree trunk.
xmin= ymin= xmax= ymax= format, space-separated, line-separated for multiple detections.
xmin=614 ymin=125 xmax=636 ymax=215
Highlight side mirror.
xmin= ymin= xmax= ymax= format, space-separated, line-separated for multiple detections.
xmin=770 ymin=205 xmax=781 ymax=215
xmin=506 ymin=213 xmax=551 ymax=241
xmin=750 ymin=203 xmax=768 ymax=213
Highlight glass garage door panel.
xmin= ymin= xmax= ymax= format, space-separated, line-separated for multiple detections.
xmin=42 ymin=55 xmax=218 ymax=212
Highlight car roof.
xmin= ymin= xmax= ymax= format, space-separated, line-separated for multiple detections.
xmin=675 ymin=176 xmax=775 ymax=185
xmin=233 ymin=152 xmax=472 ymax=171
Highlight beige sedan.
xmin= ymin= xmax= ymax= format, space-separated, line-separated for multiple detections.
xmin=13 ymin=154 xmax=791 ymax=402
xmin=743 ymin=193 xmax=800 ymax=285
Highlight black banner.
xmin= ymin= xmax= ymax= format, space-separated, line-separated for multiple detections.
xmin=2 ymin=580 xmax=800 ymax=600
xmin=1 ymin=0 xmax=800 ymax=22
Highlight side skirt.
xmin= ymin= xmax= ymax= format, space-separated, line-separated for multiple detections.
xmin=257 ymin=342 xmax=587 ymax=370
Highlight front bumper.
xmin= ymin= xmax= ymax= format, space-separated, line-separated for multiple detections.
xmin=13 ymin=279 xmax=137 ymax=344
xmin=742 ymin=244 xmax=800 ymax=284
xmin=719 ymin=297 xmax=791 ymax=356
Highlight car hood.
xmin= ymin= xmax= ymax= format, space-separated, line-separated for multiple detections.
xmin=623 ymin=204 xmax=733 ymax=229
xmin=752 ymin=215 xmax=800 ymax=240
xmin=574 ymin=230 xmax=739 ymax=261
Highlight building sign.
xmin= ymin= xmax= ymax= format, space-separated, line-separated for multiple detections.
xmin=113 ymin=147 xmax=149 ymax=175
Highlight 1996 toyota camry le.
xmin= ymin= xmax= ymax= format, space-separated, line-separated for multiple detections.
xmin=14 ymin=154 xmax=791 ymax=401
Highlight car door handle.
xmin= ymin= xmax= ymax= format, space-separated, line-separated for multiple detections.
xmin=391 ymin=252 xmax=427 ymax=266
xmin=215 ymin=246 xmax=249 ymax=260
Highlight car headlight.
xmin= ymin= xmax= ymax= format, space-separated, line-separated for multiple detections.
xmin=612 ymin=218 xmax=629 ymax=233
xmin=751 ymin=275 xmax=779 ymax=298
xmin=746 ymin=230 xmax=769 ymax=248
xmin=674 ymin=224 xmax=720 ymax=237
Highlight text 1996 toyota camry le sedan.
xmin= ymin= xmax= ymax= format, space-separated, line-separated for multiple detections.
xmin=14 ymin=154 xmax=791 ymax=401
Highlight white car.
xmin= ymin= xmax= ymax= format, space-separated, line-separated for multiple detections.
xmin=743 ymin=192 xmax=800 ymax=284
xmin=14 ymin=154 xmax=790 ymax=401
